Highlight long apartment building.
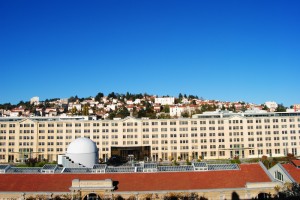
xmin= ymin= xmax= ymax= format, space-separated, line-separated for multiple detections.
xmin=0 ymin=111 xmax=300 ymax=163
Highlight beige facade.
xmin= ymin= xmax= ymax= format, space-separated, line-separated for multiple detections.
xmin=0 ymin=187 xmax=277 ymax=200
xmin=0 ymin=111 xmax=300 ymax=163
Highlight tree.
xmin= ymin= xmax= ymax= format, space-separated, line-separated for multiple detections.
xmin=138 ymin=109 xmax=147 ymax=118
xmin=108 ymin=92 xmax=117 ymax=99
xmin=71 ymin=106 xmax=78 ymax=115
xmin=25 ymin=157 xmax=38 ymax=167
xmin=181 ymin=110 xmax=190 ymax=118
xmin=276 ymin=104 xmax=287 ymax=112
xmin=95 ymin=92 xmax=104 ymax=102
xmin=157 ymin=113 xmax=171 ymax=119
xmin=69 ymin=95 xmax=79 ymax=102
xmin=178 ymin=93 xmax=183 ymax=99
xmin=0 ymin=103 xmax=13 ymax=110
xmin=277 ymin=182 xmax=300 ymax=199
xmin=262 ymin=104 xmax=269 ymax=111
xmin=221 ymin=105 xmax=226 ymax=110
xmin=116 ymin=107 xmax=130 ymax=118
xmin=108 ymin=112 xmax=116 ymax=120
xmin=191 ymin=100 xmax=197 ymax=105
xmin=82 ymin=105 xmax=89 ymax=116
xmin=162 ymin=105 xmax=170 ymax=113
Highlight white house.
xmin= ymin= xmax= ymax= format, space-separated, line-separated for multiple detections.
xmin=268 ymin=160 xmax=300 ymax=183
xmin=169 ymin=105 xmax=186 ymax=117
xmin=265 ymin=101 xmax=278 ymax=112
xmin=30 ymin=96 xmax=39 ymax=105
xmin=155 ymin=97 xmax=175 ymax=105
xmin=134 ymin=99 xmax=141 ymax=104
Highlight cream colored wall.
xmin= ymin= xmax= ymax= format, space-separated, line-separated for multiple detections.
xmin=0 ymin=187 xmax=277 ymax=200
xmin=0 ymin=114 xmax=299 ymax=163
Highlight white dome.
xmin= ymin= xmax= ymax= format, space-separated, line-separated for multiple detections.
xmin=67 ymin=137 xmax=98 ymax=154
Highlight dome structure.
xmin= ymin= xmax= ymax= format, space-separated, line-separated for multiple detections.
xmin=64 ymin=137 xmax=99 ymax=168
xmin=67 ymin=137 xmax=97 ymax=154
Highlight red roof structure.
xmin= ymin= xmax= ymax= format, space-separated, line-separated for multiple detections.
xmin=282 ymin=163 xmax=300 ymax=182
xmin=0 ymin=164 xmax=271 ymax=192
xmin=291 ymin=159 xmax=300 ymax=167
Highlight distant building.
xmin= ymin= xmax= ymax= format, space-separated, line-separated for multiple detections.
xmin=10 ymin=107 xmax=25 ymax=117
xmin=265 ymin=101 xmax=278 ymax=112
xmin=155 ymin=97 xmax=175 ymax=105
xmin=269 ymin=160 xmax=300 ymax=183
xmin=30 ymin=96 xmax=39 ymax=105
xmin=169 ymin=105 xmax=186 ymax=117
xmin=294 ymin=104 xmax=300 ymax=112
xmin=68 ymin=103 xmax=82 ymax=111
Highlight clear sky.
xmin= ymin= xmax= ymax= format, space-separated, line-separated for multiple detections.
xmin=1 ymin=0 xmax=299 ymax=106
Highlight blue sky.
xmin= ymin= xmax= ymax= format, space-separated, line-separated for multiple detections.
xmin=1 ymin=0 xmax=299 ymax=106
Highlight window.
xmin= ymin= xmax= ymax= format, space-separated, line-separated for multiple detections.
xmin=275 ymin=171 xmax=283 ymax=182
xmin=179 ymin=121 xmax=188 ymax=125
xmin=191 ymin=127 xmax=197 ymax=131
xmin=66 ymin=123 xmax=72 ymax=127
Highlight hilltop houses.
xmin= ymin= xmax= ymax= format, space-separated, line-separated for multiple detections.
xmin=0 ymin=94 xmax=296 ymax=119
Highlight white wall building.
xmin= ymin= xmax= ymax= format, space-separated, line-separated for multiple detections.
xmin=169 ymin=105 xmax=186 ymax=117
xmin=30 ymin=96 xmax=39 ymax=105
xmin=265 ymin=101 xmax=278 ymax=112
xmin=155 ymin=97 xmax=175 ymax=105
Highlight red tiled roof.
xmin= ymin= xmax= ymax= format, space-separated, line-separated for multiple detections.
xmin=282 ymin=163 xmax=300 ymax=182
xmin=292 ymin=160 xmax=300 ymax=167
xmin=0 ymin=164 xmax=271 ymax=192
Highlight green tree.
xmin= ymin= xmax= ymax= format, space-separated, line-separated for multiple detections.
xmin=71 ymin=107 xmax=78 ymax=115
xmin=108 ymin=92 xmax=117 ymax=99
xmin=181 ymin=110 xmax=190 ymax=118
xmin=276 ymin=103 xmax=287 ymax=112
xmin=138 ymin=109 xmax=147 ymax=118
xmin=157 ymin=113 xmax=171 ymax=119
xmin=162 ymin=105 xmax=170 ymax=113
xmin=108 ymin=112 xmax=116 ymax=120
xmin=262 ymin=104 xmax=269 ymax=110
xmin=278 ymin=182 xmax=300 ymax=199
xmin=116 ymin=107 xmax=130 ymax=118
xmin=221 ymin=105 xmax=226 ymax=110
xmin=82 ymin=105 xmax=89 ymax=116
xmin=178 ymin=93 xmax=183 ymax=99
xmin=95 ymin=92 xmax=104 ymax=102
xmin=191 ymin=100 xmax=196 ymax=105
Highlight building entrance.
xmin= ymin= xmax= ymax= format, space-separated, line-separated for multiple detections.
xmin=111 ymin=146 xmax=150 ymax=161
xmin=83 ymin=193 xmax=101 ymax=200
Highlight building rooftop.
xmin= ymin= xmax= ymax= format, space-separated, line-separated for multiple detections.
xmin=282 ymin=163 xmax=300 ymax=183
xmin=0 ymin=163 xmax=272 ymax=192
xmin=1 ymin=111 xmax=300 ymax=122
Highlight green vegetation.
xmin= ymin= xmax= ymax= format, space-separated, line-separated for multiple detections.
xmin=15 ymin=158 xmax=57 ymax=167
xmin=276 ymin=103 xmax=287 ymax=112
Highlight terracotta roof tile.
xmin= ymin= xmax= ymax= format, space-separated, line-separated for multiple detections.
xmin=292 ymin=160 xmax=300 ymax=167
xmin=0 ymin=164 xmax=271 ymax=192
xmin=282 ymin=163 xmax=300 ymax=182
